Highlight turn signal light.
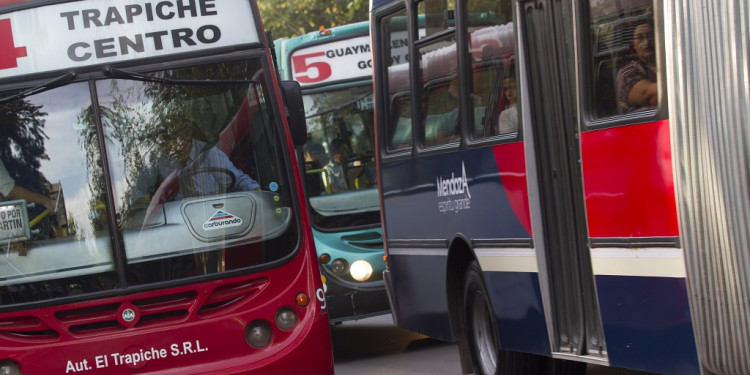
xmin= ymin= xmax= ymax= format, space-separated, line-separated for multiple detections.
xmin=295 ymin=292 xmax=310 ymax=307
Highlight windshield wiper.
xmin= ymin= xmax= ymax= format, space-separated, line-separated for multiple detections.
xmin=0 ymin=72 xmax=77 ymax=104
xmin=104 ymin=67 xmax=256 ymax=85
xmin=306 ymin=92 xmax=372 ymax=119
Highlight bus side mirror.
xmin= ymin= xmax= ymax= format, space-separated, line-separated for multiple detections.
xmin=280 ymin=80 xmax=307 ymax=147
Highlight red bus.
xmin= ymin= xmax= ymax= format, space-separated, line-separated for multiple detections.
xmin=0 ymin=0 xmax=333 ymax=374
xmin=370 ymin=0 xmax=750 ymax=374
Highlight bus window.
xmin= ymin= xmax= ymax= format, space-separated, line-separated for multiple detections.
xmin=467 ymin=0 xmax=518 ymax=139
xmin=418 ymin=0 xmax=456 ymax=37
xmin=302 ymin=87 xmax=376 ymax=198
xmin=98 ymin=59 xmax=298 ymax=283
xmin=419 ymin=35 xmax=459 ymax=147
xmin=384 ymin=8 xmax=413 ymax=152
xmin=389 ymin=94 xmax=413 ymax=150
xmin=589 ymin=0 xmax=659 ymax=119
xmin=0 ymin=83 xmax=118 ymax=303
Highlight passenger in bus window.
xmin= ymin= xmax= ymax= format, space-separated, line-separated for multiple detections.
xmin=616 ymin=16 xmax=657 ymax=113
xmin=0 ymin=158 xmax=56 ymax=213
xmin=423 ymin=78 xmax=460 ymax=145
xmin=324 ymin=141 xmax=349 ymax=193
xmin=496 ymin=73 xmax=518 ymax=134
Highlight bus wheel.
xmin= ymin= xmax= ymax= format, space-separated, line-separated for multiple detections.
xmin=463 ymin=260 xmax=499 ymax=375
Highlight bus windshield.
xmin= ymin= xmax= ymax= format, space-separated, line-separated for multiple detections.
xmin=301 ymin=85 xmax=379 ymax=230
xmin=0 ymin=58 xmax=298 ymax=305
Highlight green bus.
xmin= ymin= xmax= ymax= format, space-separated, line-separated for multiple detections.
xmin=274 ymin=21 xmax=392 ymax=323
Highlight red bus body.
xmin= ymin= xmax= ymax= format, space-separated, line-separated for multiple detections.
xmin=0 ymin=0 xmax=333 ymax=374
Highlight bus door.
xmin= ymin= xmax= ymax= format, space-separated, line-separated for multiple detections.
xmin=522 ymin=1 xmax=699 ymax=374
xmin=519 ymin=0 xmax=606 ymax=359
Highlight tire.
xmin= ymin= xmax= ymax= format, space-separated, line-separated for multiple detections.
xmin=462 ymin=260 xmax=587 ymax=375
xmin=463 ymin=260 xmax=500 ymax=375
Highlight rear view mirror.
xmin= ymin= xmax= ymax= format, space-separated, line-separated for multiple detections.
xmin=280 ymin=80 xmax=307 ymax=147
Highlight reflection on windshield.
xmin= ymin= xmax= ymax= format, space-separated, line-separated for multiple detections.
xmin=0 ymin=82 xmax=117 ymax=304
xmin=0 ymin=59 xmax=298 ymax=306
xmin=301 ymin=86 xmax=379 ymax=229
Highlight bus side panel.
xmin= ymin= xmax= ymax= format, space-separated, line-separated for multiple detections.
xmin=381 ymin=146 xmax=532 ymax=341
xmin=381 ymin=148 xmax=531 ymax=240
xmin=484 ymin=271 xmax=551 ymax=356
xmin=581 ymin=120 xmax=678 ymax=238
xmin=596 ymin=275 xmax=700 ymax=375
xmin=387 ymin=252 xmax=453 ymax=341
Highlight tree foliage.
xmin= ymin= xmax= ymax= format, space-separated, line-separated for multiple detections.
xmin=257 ymin=0 xmax=369 ymax=39
xmin=0 ymin=99 xmax=48 ymax=192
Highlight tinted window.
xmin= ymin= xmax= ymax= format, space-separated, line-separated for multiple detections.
xmin=383 ymin=8 xmax=413 ymax=152
xmin=589 ymin=0 xmax=658 ymax=119
xmin=301 ymin=86 xmax=379 ymax=230
xmin=468 ymin=0 xmax=519 ymax=138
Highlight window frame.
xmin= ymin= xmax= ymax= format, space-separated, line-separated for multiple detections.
xmin=578 ymin=0 xmax=668 ymax=131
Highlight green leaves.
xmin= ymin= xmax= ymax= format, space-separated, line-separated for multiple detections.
xmin=257 ymin=0 xmax=368 ymax=39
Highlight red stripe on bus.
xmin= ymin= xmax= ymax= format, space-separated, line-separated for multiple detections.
xmin=493 ymin=141 xmax=532 ymax=236
xmin=581 ymin=120 xmax=679 ymax=238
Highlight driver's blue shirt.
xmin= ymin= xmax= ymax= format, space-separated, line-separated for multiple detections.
xmin=133 ymin=139 xmax=259 ymax=202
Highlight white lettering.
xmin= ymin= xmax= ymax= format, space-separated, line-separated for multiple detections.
xmin=60 ymin=0 xmax=218 ymax=31
xmin=436 ymin=162 xmax=472 ymax=214
xmin=436 ymin=162 xmax=471 ymax=198
xmin=109 ymin=347 xmax=168 ymax=367
xmin=65 ymin=359 xmax=91 ymax=373
xmin=67 ymin=25 xmax=222 ymax=62
xmin=63 ymin=341 xmax=208 ymax=372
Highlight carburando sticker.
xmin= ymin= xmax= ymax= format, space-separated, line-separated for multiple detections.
xmin=202 ymin=210 xmax=242 ymax=230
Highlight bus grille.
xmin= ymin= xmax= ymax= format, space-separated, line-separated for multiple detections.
xmin=56 ymin=293 xmax=197 ymax=335
xmin=0 ymin=277 xmax=269 ymax=341
xmin=340 ymin=232 xmax=384 ymax=249
xmin=0 ymin=315 xmax=59 ymax=341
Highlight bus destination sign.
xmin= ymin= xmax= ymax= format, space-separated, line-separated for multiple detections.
xmin=0 ymin=0 xmax=258 ymax=79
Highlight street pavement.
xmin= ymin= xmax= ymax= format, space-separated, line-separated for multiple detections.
xmin=331 ymin=314 xmax=657 ymax=375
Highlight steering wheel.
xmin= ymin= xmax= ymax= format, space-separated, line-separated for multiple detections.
xmin=180 ymin=167 xmax=237 ymax=197
xmin=29 ymin=208 xmax=50 ymax=228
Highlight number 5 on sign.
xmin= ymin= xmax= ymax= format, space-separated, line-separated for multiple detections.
xmin=292 ymin=52 xmax=332 ymax=83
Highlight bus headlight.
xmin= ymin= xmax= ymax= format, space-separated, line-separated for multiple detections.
xmin=350 ymin=260 xmax=373 ymax=281
xmin=331 ymin=258 xmax=347 ymax=275
xmin=275 ymin=307 xmax=298 ymax=331
xmin=0 ymin=359 xmax=21 ymax=375
xmin=245 ymin=320 xmax=273 ymax=348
